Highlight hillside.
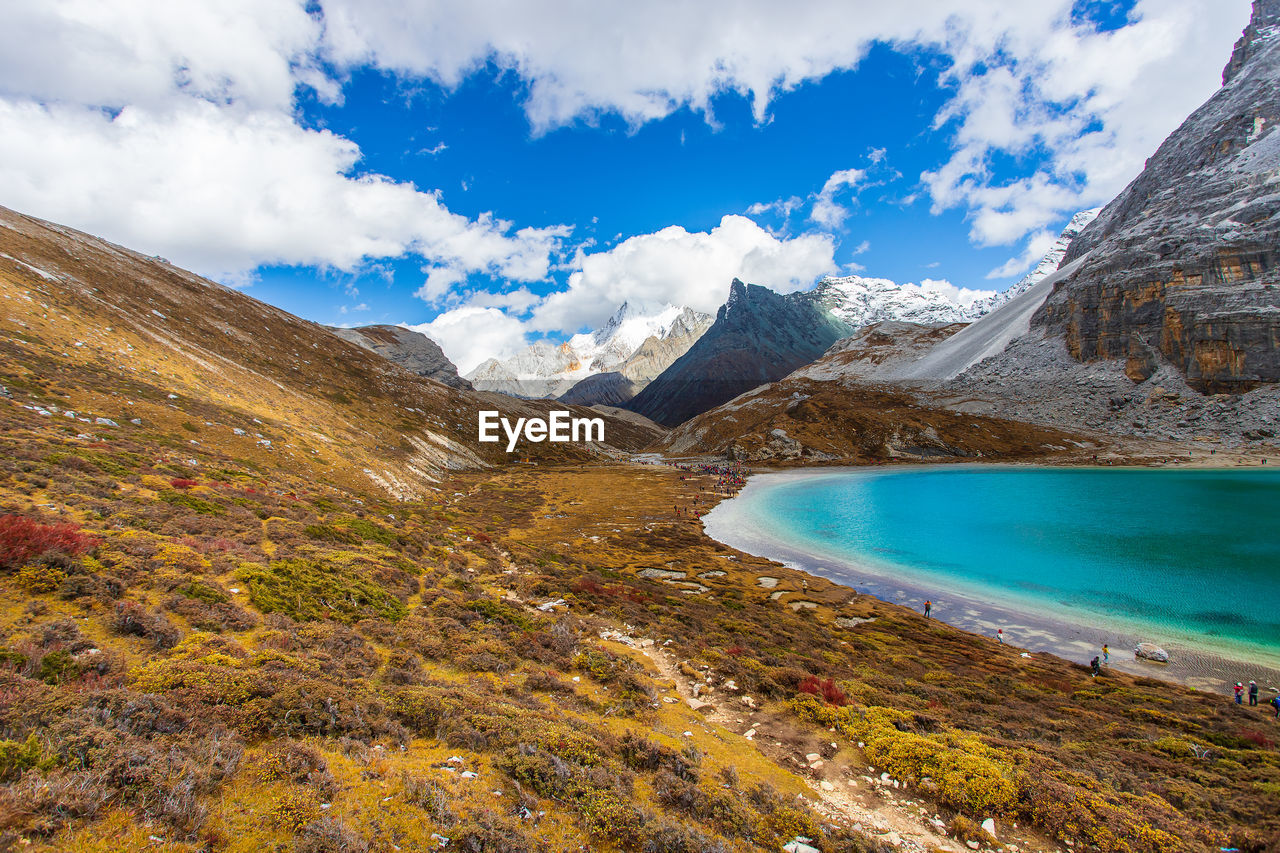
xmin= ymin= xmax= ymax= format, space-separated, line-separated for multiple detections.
xmin=0 ymin=206 xmax=658 ymax=501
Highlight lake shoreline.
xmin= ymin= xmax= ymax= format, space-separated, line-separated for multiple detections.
xmin=704 ymin=464 xmax=1280 ymax=697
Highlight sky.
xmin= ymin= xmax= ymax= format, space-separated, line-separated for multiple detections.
xmin=0 ymin=0 xmax=1253 ymax=373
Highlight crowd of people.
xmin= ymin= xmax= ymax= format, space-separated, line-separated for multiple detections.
xmin=666 ymin=462 xmax=748 ymax=519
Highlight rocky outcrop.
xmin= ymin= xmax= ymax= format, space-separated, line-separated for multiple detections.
xmin=468 ymin=303 xmax=712 ymax=399
xmin=1037 ymin=0 xmax=1280 ymax=393
xmin=556 ymin=306 xmax=712 ymax=405
xmin=328 ymin=324 xmax=472 ymax=390
xmin=557 ymin=371 xmax=639 ymax=406
xmin=625 ymin=279 xmax=854 ymax=427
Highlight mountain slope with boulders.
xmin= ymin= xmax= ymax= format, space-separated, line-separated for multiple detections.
xmin=625 ymin=279 xmax=854 ymax=427
xmin=1036 ymin=0 xmax=1280 ymax=392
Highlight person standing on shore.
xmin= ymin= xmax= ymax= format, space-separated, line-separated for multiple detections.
xmin=1234 ymin=682 xmax=1245 ymax=704
xmin=1272 ymin=694 xmax=1280 ymax=718
xmin=996 ymin=629 xmax=1004 ymax=644
xmin=1102 ymin=644 xmax=1110 ymax=664
xmin=1248 ymin=681 xmax=1258 ymax=706
xmin=924 ymin=600 xmax=932 ymax=619
xmin=1091 ymin=656 xmax=1102 ymax=677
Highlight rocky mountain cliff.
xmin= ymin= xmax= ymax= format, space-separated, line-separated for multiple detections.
xmin=467 ymin=303 xmax=711 ymax=398
xmin=1037 ymin=0 xmax=1280 ymax=392
xmin=557 ymin=307 xmax=712 ymax=405
xmin=624 ymin=279 xmax=853 ymax=426
xmin=328 ymin=324 xmax=472 ymax=389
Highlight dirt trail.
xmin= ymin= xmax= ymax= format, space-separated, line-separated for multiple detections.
xmin=637 ymin=642 xmax=970 ymax=852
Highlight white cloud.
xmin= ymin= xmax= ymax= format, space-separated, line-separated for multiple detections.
xmin=746 ymin=196 xmax=803 ymax=219
xmin=319 ymin=0 xmax=1248 ymax=246
xmin=0 ymin=0 xmax=1251 ymax=319
xmin=809 ymin=168 xmax=867 ymax=229
xmin=0 ymin=99 xmax=568 ymax=284
xmin=409 ymin=306 xmax=529 ymax=374
xmin=922 ymin=0 xmax=1251 ymax=246
xmin=417 ymin=214 xmax=837 ymax=370
xmin=531 ymin=215 xmax=837 ymax=334
xmin=985 ymin=228 xmax=1058 ymax=279
xmin=909 ymin=278 xmax=995 ymax=310
xmin=0 ymin=0 xmax=567 ymax=285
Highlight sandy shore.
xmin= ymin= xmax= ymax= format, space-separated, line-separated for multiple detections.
xmin=704 ymin=466 xmax=1280 ymax=698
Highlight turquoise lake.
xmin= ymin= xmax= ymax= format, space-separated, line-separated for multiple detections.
xmin=707 ymin=466 xmax=1280 ymax=664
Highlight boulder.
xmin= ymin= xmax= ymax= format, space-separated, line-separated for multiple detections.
xmin=1135 ymin=642 xmax=1170 ymax=663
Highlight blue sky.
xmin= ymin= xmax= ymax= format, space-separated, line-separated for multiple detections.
xmin=0 ymin=0 xmax=1252 ymax=371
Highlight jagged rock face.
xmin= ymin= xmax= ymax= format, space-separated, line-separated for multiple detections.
xmin=1038 ymin=0 xmax=1280 ymax=393
xmin=557 ymin=308 xmax=713 ymax=405
xmin=625 ymin=279 xmax=853 ymax=427
xmin=467 ymin=303 xmax=711 ymax=399
xmin=618 ymin=308 xmax=712 ymax=382
xmin=468 ymin=341 xmax=582 ymax=398
xmin=328 ymin=324 xmax=472 ymax=390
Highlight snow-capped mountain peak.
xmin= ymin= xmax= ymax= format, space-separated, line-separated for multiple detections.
xmin=814 ymin=208 xmax=1100 ymax=329
xmin=466 ymin=302 xmax=712 ymax=398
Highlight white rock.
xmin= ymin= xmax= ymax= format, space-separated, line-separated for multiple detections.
xmin=819 ymin=781 xmax=834 ymax=792
xmin=783 ymin=841 xmax=819 ymax=853
xmin=981 ymin=818 xmax=997 ymax=838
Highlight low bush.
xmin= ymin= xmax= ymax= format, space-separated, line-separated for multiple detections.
xmin=16 ymin=562 xmax=67 ymax=593
xmin=0 ymin=734 xmax=56 ymax=782
xmin=111 ymin=601 xmax=181 ymax=648
xmin=0 ymin=514 xmax=98 ymax=570
xmin=236 ymin=559 xmax=407 ymax=625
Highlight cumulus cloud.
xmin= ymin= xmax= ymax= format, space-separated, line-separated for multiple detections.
xmin=530 ymin=215 xmax=837 ymax=334
xmin=985 ymin=228 xmax=1058 ymax=279
xmin=409 ymin=306 xmax=530 ymax=374
xmin=908 ymin=278 xmax=995 ymax=310
xmin=922 ymin=1 xmax=1251 ymax=246
xmin=0 ymin=0 xmax=1250 ymax=319
xmin=320 ymin=0 xmax=1245 ymax=248
xmin=0 ymin=99 xmax=568 ymax=283
xmin=809 ymin=168 xmax=868 ymax=229
xmin=0 ymin=0 xmax=566 ymax=285
xmin=416 ymin=215 xmax=837 ymax=371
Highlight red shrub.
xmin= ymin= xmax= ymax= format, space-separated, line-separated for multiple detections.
xmin=798 ymin=675 xmax=849 ymax=707
xmin=725 ymin=645 xmax=748 ymax=657
xmin=1240 ymin=728 xmax=1275 ymax=749
xmin=573 ymin=578 xmax=605 ymax=595
xmin=170 ymin=478 xmax=199 ymax=490
xmin=0 ymin=515 xmax=99 ymax=570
